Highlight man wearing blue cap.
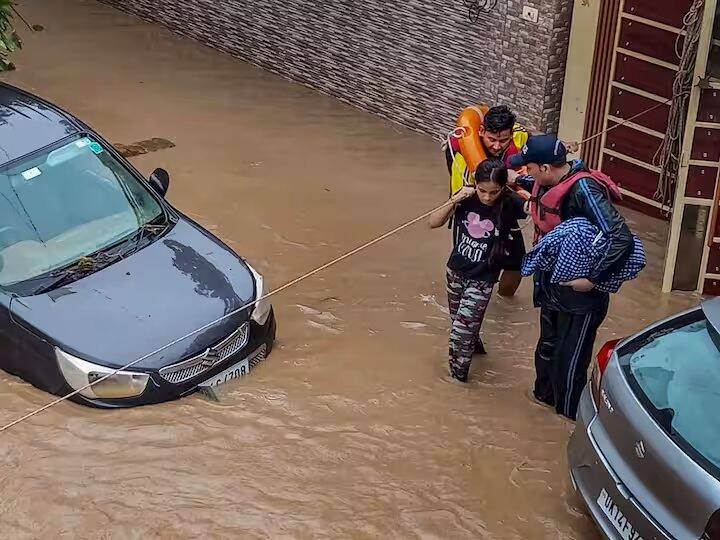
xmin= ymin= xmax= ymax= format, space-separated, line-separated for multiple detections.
xmin=509 ymin=134 xmax=634 ymax=420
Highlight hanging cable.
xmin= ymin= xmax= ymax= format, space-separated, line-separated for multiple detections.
xmin=653 ymin=0 xmax=704 ymax=209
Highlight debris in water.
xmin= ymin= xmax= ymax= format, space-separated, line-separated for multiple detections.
xmin=114 ymin=137 xmax=175 ymax=158
xmin=197 ymin=386 xmax=221 ymax=402
xmin=296 ymin=304 xmax=339 ymax=322
xmin=307 ymin=320 xmax=342 ymax=335
xmin=400 ymin=321 xmax=428 ymax=331
xmin=418 ymin=294 xmax=449 ymax=314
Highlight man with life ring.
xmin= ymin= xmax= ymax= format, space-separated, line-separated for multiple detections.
xmin=444 ymin=106 xmax=529 ymax=298
xmin=509 ymin=134 xmax=634 ymax=421
xmin=445 ymin=105 xmax=527 ymax=181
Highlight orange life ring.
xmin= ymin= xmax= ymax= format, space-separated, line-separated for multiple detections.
xmin=456 ymin=104 xmax=490 ymax=176
xmin=455 ymin=104 xmax=531 ymax=202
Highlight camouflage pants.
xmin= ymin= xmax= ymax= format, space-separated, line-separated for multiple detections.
xmin=447 ymin=268 xmax=494 ymax=382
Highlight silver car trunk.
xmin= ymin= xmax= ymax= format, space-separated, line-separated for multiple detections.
xmin=589 ymin=306 xmax=720 ymax=539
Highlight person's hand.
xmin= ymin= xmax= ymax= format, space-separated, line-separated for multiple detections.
xmin=507 ymin=168 xmax=520 ymax=185
xmin=451 ymin=186 xmax=476 ymax=204
xmin=561 ymin=278 xmax=595 ymax=292
xmin=565 ymin=141 xmax=581 ymax=154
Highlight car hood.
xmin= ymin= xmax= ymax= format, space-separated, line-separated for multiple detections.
xmin=10 ymin=218 xmax=256 ymax=370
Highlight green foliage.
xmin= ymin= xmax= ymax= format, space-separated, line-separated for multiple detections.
xmin=0 ymin=0 xmax=22 ymax=71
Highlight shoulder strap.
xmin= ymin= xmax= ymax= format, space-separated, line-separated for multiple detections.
xmin=584 ymin=169 xmax=623 ymax=201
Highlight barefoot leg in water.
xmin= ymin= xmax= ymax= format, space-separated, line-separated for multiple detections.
xmin=498 ymin=270 xmax=522 ymax=297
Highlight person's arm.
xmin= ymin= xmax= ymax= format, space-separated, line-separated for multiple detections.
xmin=563 ymin=178 xmax=633 ymax=292
xmin=507 ymin=166 xmax=535 ymax=198
xmin=429 ymin=187 xmax=474 ymax=229
xmin=511 ymin=172 xmax=535 ymax=192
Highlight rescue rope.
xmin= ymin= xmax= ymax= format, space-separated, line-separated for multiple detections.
xmin=0 ymin=91 xmax=693 ymax=434
xmin=444 ymin=96 xmax=674 ymax=151
xmin=653 ymin=0 xmax=704 ymax=208
xmin=577 ymin=98 xmax=674 ymax=147
xmin=0 ymin=200 xmax=456 ymax=433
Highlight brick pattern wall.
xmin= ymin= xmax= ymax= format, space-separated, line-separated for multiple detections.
xmin=542 ymin=0 xmax=574 ymax=131
xmin=100 ymin=0 xmax=573 ymax=138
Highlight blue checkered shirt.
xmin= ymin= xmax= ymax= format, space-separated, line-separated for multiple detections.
xmin=521 ymin=218 xmax=646 ymax=293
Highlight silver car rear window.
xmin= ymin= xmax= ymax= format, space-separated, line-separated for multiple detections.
xmin=621 ymin=316 xmax=720 ymax=480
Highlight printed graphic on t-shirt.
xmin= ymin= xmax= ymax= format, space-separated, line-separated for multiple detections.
xmin=456 ymin=213 xmax=495 ymax=263
xmin=464 ymin=213 xmax=495 ymax=239
xmin=448 ymin=193 xmax=527 ymax=280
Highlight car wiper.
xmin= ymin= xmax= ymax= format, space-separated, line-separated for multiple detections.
xmin=30 ymin=251 xmax=127 ymax=295
xmin=32 ymin=246 xmax=133 ymax=295
xmin=30 ymin=266 xmax=86 ymax=295
xmin=26 ymin=221 xmax=170 ymax=296
xmin=121 ymin=222 xmax=168 ymax=257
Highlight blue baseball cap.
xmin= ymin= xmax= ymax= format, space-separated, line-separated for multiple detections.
xmin=509 ymin=134 xmax=567 ymax=168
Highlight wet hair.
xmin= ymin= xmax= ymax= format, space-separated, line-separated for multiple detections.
xmin=474 ymin=159 xmax=516 ymax=270
xmin=483 ymin=105 xmax=517 ymax=134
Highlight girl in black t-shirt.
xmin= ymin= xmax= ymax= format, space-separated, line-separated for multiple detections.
xmin=429 ymin=159 xmax=527 ymax=382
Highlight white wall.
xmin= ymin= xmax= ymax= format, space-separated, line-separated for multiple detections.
xmin=558 ymin=0 xmax=602 ymax=146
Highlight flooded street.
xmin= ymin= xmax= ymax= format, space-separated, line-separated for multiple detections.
xmin=0 ymin=1 xmax=701 ymax=537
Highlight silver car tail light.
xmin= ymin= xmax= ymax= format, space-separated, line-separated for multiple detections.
xmin=591 ymin=339 xmax=621 ymax=406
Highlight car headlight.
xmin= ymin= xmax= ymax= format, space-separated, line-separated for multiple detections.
xmin=245 ymin=262 xmax=272 ymax=325
xmin=56 ymin=348 xmax=149 ymax=399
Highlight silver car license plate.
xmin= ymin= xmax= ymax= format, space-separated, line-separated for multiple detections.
xmin=597 ymin=489 xmax=643 ymax=540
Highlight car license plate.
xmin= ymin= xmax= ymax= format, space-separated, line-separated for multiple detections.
xmin=597 ymin=489 xmax=643 ymax=540
xmin=199 ymin=357 xmax=250 ymax=388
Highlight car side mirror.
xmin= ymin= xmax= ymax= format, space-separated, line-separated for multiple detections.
xmin=149 ymin=168 xmax=170 ymax=197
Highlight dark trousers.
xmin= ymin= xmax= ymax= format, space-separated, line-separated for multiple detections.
xmin=533 ymin=304 xmax=608 ymax=420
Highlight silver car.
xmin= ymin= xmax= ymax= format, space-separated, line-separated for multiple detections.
xmin=568 ymin=298 xmax=720 ymax=540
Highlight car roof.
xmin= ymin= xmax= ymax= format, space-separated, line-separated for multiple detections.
xmin=0 ymin=83 xmax=80 ymax=166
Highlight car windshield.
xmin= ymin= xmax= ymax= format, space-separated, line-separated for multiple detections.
xmin=623 ymin=316 xmax=720 ymax=478
xmin=0 ymin=136 xmax=163 ymax=288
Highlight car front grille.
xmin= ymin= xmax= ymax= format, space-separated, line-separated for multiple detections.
xmin=159 ymin=323 xmax=250 ymax=384
xmin=248 ymin=344 xmax=266 ymax=369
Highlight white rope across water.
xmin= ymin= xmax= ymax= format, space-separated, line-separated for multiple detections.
xmin=0 ymin=200 xmax=455 ymax=433
xmin=0 ymin=93 xmax=692 ymax=433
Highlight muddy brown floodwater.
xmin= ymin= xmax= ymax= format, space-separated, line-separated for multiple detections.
xmin=0 ymin=1 xmax=701 ymax=538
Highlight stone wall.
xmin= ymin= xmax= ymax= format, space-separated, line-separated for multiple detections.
xmin=99 ymin=0 xmax=573 ymax=138
xmin=542 ymin=0 xmax=574 ymax=131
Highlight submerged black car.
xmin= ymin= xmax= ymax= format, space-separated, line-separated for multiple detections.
xmin=0 ymin=83 xmax=276 ymax=407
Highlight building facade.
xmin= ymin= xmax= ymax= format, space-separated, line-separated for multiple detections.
xmin=559 ymin=0 xmax=720 ymax=294
xmin=100 ymin=0 xmax=573 ymax=138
